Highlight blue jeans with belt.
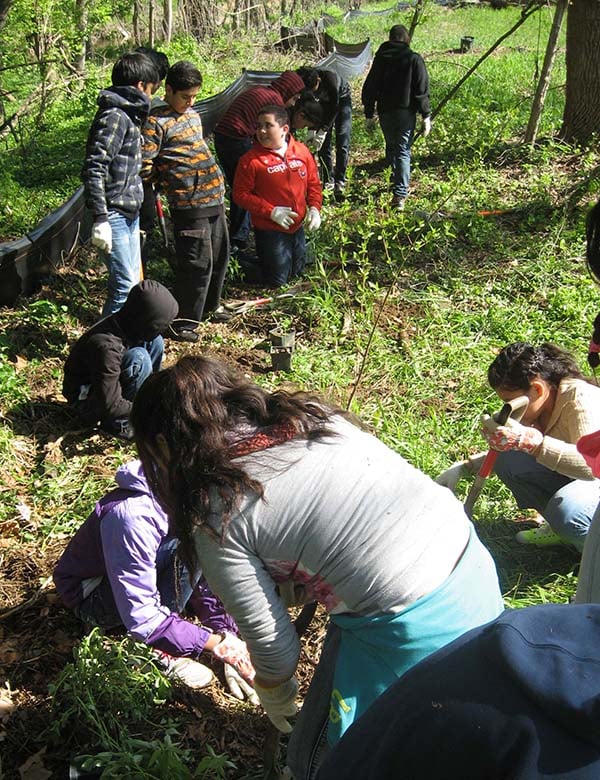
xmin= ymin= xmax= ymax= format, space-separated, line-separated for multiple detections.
xmin=378 ymin=109 xmax=417 ymax=199
xmin=494 ymin=450 xmax=600 ymax=550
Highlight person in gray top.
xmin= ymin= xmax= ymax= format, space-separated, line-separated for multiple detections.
xmin=130 ymin=355 xmax=503 ymax=779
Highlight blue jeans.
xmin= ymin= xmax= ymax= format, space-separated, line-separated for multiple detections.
xmin=75 ymin=538 xmax=198 ymax=629
xmin=320 ymin=92 xmax=353 ymax=186
xmin=214 ymin=132 xmax=253 ymax=248
xmin=494 ymin=450 xmax=600 ymax=550
xmin=254 ymin=227 xmax=306 ymax=287
xmin=103 ymin=211 xmax=142 ymax=316
xmin=379 ymin=109 xmax=417 ymax=199
xmin=119 ymin=336 xmax=163 ymax=407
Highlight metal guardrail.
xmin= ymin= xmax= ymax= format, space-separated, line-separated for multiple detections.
xmin=0 ymin=35 xmax=372 ymax=307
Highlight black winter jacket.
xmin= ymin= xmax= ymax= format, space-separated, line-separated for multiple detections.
xmin=361 ymin=41 xmax=430 ymax=119
xmin=63 ymin=280 xmax=178 ymax=423
xmin=81 ymin=85 xmax=151 ymax=221
xmin=313 ymin=69 xmax=352 ymax=129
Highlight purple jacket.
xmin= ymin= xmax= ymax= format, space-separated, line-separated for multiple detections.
xmin=53 ymin=460 xmax=236 ymax=658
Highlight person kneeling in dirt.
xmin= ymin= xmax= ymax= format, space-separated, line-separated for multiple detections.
xmin=437 ymin=342 xmax=600 ymax=550
xmin=62 ymin=280 xmax=178 ymax=442
xmin=53 ymin=459 xmax=258 ymax=701
xmin=128 ymin=354 xmax=504 ymax=779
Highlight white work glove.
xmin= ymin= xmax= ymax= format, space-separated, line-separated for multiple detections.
xmin=224 ymin=663 xmax=260 ymax=704
xmin=481 ymin=414 xmax=543 ymax=455
xmin=365 ymin=117 xmax=377 ymax=133
xmin=91 ymin=220 xmax=112 ymax=254
xmin=312 ymin=129 xmax=327 ymax=151
xmin=270 ymin=206 xmax=298 ymax=230
xmin=422 ymin=116 xmax=432 ymax=137
xmin=153 ymin=651 xmax=214 ymax=690
xmin=305 ymin=206 xmax=321 ymax=232
xmin=211 ymin=632 xmax=255 ymax=683
xmin=254 ymin=677 xmax=298 ymax=734
xmin=436 ymin=452 xmax=487 ymax=493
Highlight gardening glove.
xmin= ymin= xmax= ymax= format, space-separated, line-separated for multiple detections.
xmin=153 ymin=651 xmax=214 ymax=690
xmin=305 ymin=206 xmax=321 ymax=232
xmin=91 ymin=220 xmax=112 ymax=254
xmin=588 ymin=340 xmax=600 ymax=369
xmin=422 ymin=116 xmax=432 ymax=137
xmin=481 ymin=414 xmax=543 ymax=454
xmin=271 ymin=206 xmax=298 ymax=230
xmin=310 ymin=128 xmax=327 ymax=152
xmin=254 ymin=677 xmax=298 ymax=734
xmin=224 ymin=664 xmax=260 ymax=705
xmin=211 ymin=632 xmax=255 ymax=683
xmin=365 ymin=117 xmax=377 ymax=133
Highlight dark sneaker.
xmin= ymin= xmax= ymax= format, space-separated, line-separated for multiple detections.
xmin=166 ymin=327 xmax=199 ymax=343
xmin=391 ymin=195 xmax=406 ymax=211
xmin=209 ymin=305 xmax=234 ymax=323
xmin=101 ymin=418 xmax=134 ymax=441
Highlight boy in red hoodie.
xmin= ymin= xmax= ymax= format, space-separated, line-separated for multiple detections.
xmin=233 ymin=104 xmax=322 ymax=287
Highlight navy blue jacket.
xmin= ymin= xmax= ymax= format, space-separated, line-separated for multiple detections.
xmin=317 ymin=604 xmax=600 ymax=780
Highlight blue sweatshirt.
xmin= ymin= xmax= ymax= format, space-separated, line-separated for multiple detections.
xmin=53 ymin=460 xmax=236 ymax=658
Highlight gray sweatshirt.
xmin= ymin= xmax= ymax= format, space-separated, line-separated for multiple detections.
xmin=195 ymin=416 xmax=471 ymax=683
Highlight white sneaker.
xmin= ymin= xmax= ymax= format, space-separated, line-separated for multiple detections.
xmin=153 ymin=650 xmax=214 ymax=689
xmin=515 ymin=522 xmax=567 ymax=547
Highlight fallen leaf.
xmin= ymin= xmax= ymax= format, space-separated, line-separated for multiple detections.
xmin=14 ymin=355 xmax=28 ymax=372
xmin=18 ymin=747 xmax=52 ymax=780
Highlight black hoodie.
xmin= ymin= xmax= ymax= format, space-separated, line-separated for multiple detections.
xmin=361 ymin=40 xmax=430 ymax=119
xmin=63 ymin=281 xmax=178 ymax=422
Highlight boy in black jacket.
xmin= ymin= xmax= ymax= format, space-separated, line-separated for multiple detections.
xmin=81 ymin=52 xmax=159 ymax=316
xmin=63 ymin=280 xmax=178 ymax=441
xmin=361 ymin=25 xmax=431 ymax=211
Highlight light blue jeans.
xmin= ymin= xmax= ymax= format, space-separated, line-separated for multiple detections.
xmin=379 ymin=108 xmax=417 ymax=199
xmin=103 ymin=211 xmax=142 ymax=316
xmin=119 ymin=336 xmax=163 ymax=405
xmin=494 ymin=450 xmax=600 ymax=551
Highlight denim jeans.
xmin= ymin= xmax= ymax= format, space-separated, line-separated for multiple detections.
xmin=494 ymin=450 xmax=600 ymax=550
xmin=254 ymin=227 xmax=306 ymax=287
xmin=103 ymin=211 xmax=142 ymax=316
xmin=319 ymin=92 xmax=352 ymax=186
xmin=214 ymin=132 xmax=253 ymax=248
xmin=379 ymin=108 xmax=417 ymax=199
xmin=171 ymin=207 xmax=230 ymax=321
xmin=119 ymin=336 xmax=163 ymax=405
xmin=75 ymin=538 xmax=198 ymax=629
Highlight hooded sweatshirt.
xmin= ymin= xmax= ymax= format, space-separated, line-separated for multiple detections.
xmin=81 ymin=85 xmax=151 ymax=221
xmin=62 ymin=280 xmax=178 ymax=422
xmin=361 ymin=40 xmax=430 ymax=119
xmin=214 ymin=71 xmax=305 ymax=139
xmin=317 ymin=603 xmax=600 ymax=780
xmin=53 ymin=460 xmax=237 ymax=657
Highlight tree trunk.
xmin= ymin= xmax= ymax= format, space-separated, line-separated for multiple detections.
xmin=149 ymin=0 xmax=155 ymax=46
xmin=0 ymin=0 xmax=13 ymax=30
xmin=74 ymin=0 xmax=89 ymax=73
xmin=133 ymin=0 xmax=142 ymax=44
xmin=524 ymin=0 xmax=567 ymax=144
xmin=163 ymin=0 xmax=173 ymax=41
xmin=561 ymin=0 xmax=600 ymax=144
xmin=408 ymin=0 xmax=424 ymax=41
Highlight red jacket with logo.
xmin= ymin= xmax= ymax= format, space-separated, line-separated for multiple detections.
xmin=233 ymin=135 xmax=322 ymax=233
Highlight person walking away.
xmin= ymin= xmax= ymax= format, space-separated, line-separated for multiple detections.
xmin=213 ymin=71 xmax=305 ymax=254
xmin=81 ymin=51 xmax=159 ymax=315
xmin=361 ymin=24 xmax=431 ymax=211
xmin=437 ymin=342 xmax=600 ymax=551
xmin=62 ymin=280 xmax=177 ymax=441
xmin=233 ymin=105 xmax=322 ymax=287
xmin=298 ymin=67 xmax=353 ymax=201
xmin=129 ymin=355 xmax=503 ymax=779
xmin=141 ymin=61 xmax=231 ymax=342
xmin=54 ymin=459 xmax=257 ymax=701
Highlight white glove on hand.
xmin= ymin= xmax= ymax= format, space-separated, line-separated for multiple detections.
xmin=305 ymin=206 xmax=321 ymax=232
xmin=481 ymin=414 xmax=543 ymax=454
xmin=91 ymin=221 xmax=112 ymax=254
xmin=422 ymin=116 xmax=432 ymax=137
xmin=365 ymin=117 xmax=377 ymax=133
xmin=224 ymin=664 xmax=260 ymax=704
xmin=312 ymin=129 xmax=327 ymax=151
xmin=153 ymin=651 xmax=214 ymax=690
xmin=271 ymin=206 xmax=298 ymax=230
xmin=435 ymin=461 xmax=468 ymax=493
xmin=211 ymin=632 xmax=255 ymax=683
xmin=254 ymin=677 xmax=298 ymax=734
